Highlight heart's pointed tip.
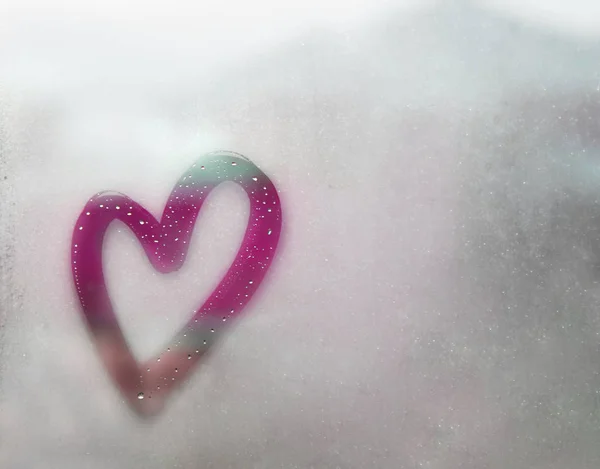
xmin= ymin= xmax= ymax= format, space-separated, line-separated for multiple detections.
xmin=129 ymin=397 xmax=166 ymax=420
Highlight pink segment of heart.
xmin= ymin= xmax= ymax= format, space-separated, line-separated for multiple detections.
xmin=71 ymin=151 xmax=282 ymax=416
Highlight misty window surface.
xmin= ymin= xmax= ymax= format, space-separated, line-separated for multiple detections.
xmin=2 ymin=1 xmax=600 ymax=468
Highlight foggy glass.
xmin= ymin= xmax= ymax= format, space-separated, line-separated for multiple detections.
xmin=2 ymin=0 xmax=600 ymax=467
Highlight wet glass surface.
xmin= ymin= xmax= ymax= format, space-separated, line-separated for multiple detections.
xmin=2 ymin=1 xmax=600 ymax=467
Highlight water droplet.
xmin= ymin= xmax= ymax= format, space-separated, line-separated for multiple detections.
xmin=139 ymin=221 xmax=145 ymax=225
xmin=116 ymin=206 xmax=120 ymax=210
xmin=231 ymin=161 xmax=237 ymax=166
xmin=252 ymin=177 xmax=258 ymax=181
xmin=79 ymin=226 xmax=83 ymax=230
xmin=157 ymin=357 xmax=161 ymax=362
xmin=222 ymin=317 xmax=227 ymax=322
xmin=137 ymin=392 xmax=144 ymax=400
xmin=167 ymin=348 xmax=171 ymax=352
xmin=188 ymin=354 xmax=191 ymax=359
xmin=175 ymin=368 xmax=178 ymax=372
xmin=86 ymin=212 xmax=90 ymax=216
xmin=200 ymin=166 xmax=205 ymax=170
xmin=210 ymin=329 xmax=215 ymax=333
xmin=249 ymin=280 xmax=253 ymax=284
xmin=267 ymin=229 xmax=272 ymax=235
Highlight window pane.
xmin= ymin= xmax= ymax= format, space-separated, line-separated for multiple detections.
xmin=1 ymin=1 xmax=600 ymax=468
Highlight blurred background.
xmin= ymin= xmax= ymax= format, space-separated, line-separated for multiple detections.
xmin=2 ymin=0 xmax=600 ymax=468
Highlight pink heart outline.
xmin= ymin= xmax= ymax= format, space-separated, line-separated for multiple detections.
xmin=71 ymin=151 xmax=282 ymax=416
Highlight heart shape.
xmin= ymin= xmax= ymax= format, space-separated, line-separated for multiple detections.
xmin=71 ymin=151 xmax=282 ymax=416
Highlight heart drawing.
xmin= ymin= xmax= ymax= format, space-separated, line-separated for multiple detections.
xmin=71 ymin=151 xmax=282 ymax=416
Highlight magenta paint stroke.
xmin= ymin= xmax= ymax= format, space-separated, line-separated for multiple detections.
xmin=71 ymin=151 xmax=282 ymax=416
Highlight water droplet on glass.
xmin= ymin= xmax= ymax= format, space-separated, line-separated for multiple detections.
xmin=137 ymin=392 xmax=144 ymax=400
xmin=231 ymin=162 xmax=237 ymax=166
xmin=139 ymin=221 xmax=145 ymax=225
xmin=252 ymin=177 xmax=258 ymax=181
xmin=188 ymin=354 xmax=191 ymax=359
xmin=267 ymin=229 xmax=272 ymax=235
